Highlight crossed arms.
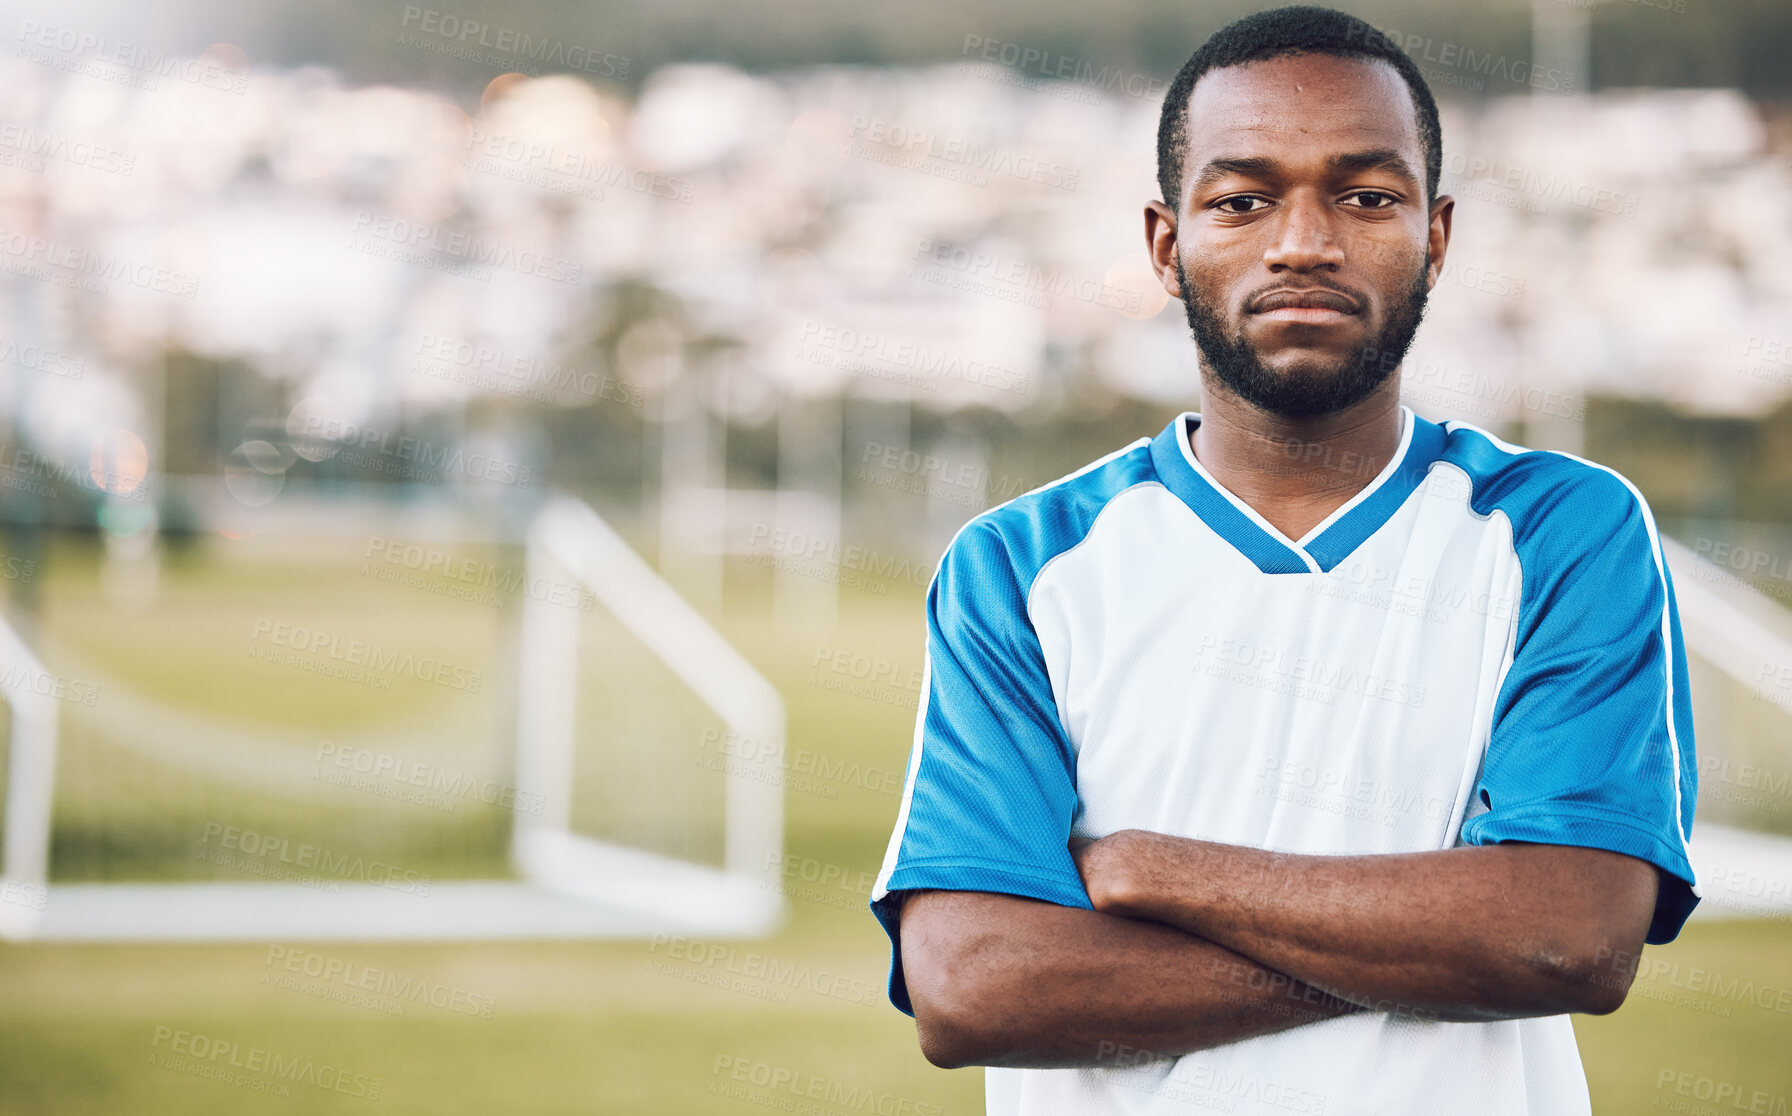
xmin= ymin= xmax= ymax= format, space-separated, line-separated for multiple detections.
xmin=899 ymin=831 xmax=1660 ymax=1069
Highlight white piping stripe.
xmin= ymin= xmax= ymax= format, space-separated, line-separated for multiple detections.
xmin=1173 ymin=409 xmax=1421 ymax=571
xmin=1443 ymin=421 xmax=1699 ymax=888
xmin=1173 ymin=414 xmax=1321 ymax=572
xmin=1429 ymin=459 xmax=1518 ymax=850
xmin=1293 ymin=404 xmax=1417 ymax=547
xmin=870 ymin=436 xmax=1154 ymax=902
xmin=872 ymin=653 xmax=932 ymax=900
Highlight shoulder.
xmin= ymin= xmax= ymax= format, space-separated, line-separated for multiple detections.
xmin=1433 ymin=422 xmax=1668 ymax=612
xmin=1435 ymin=420 xmax=1655 ymax=544
xmin=940 ymin=437 xmax=1157 ymax=595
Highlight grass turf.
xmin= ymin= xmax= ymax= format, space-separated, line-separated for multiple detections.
xmin=2 ymin=533 xmax=1786 ymax=1113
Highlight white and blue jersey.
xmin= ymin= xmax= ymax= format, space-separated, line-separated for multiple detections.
xmin=870 ymin=406 xmax=1699 ymax=1116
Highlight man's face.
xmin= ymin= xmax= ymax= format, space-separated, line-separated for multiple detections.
xmin=1160 ymin=53 xmax=1449 ymax=418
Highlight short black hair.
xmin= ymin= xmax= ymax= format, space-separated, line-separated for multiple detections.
xmin=1156 ymin=5 xmax=1443 ymax=211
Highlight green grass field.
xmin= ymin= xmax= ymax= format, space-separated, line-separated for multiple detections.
xmin=1 ymin=533 xmax=1788 ymax=1114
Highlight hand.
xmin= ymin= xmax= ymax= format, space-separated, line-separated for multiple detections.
xmin=1068 ymin=835 xmax=1097 ymax=897
xmin=1070 ymin=829 xmax=1155 ymax=916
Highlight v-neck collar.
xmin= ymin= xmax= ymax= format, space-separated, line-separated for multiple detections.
xmin=1147 ymin=405 xmax=1446 ymax=574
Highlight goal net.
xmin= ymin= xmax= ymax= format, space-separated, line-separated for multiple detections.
xmin=0 ymin=495 xmax=783 ymax=941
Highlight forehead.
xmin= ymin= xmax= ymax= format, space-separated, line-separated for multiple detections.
xmin=1181 ymin=53 xmax=1421 ymax=178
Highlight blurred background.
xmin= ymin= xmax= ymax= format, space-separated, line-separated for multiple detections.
xmin=1 ymin=0 xmax=1790 ymax=1111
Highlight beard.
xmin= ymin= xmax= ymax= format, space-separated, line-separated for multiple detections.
xmin=1178 ymin=256 xmax=1431 ymax=419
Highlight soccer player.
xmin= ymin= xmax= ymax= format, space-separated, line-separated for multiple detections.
xmin=868 ymin=7 xmax=1699 ymax=1114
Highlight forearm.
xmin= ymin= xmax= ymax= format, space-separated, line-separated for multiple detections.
xmin=900 ymin=889 xmax=1359 ymax=1069
xmin=1081 ymin=833 xmax=1652 ymax=1021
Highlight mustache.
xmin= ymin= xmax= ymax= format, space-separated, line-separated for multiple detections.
xmin=1243 ymin=279 xmax=1366 ymax=315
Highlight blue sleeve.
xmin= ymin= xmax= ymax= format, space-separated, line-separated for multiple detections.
xmin=868 ymin=518 xmax=1090 ymax=1016
xmin=1461 ymin=469 xmax=1700 ymax=943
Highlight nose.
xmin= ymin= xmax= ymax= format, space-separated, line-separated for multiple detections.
xmin=1261 ymin=192 xmax=1344 ymax=273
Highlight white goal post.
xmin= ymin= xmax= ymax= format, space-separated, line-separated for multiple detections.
xmin=0 ymin=495 xmax=785 ymax=941
xmin=513 ymin=495 xmax=786 ymax=929
xmin=0 ymin=620 xmax=58 ymax=940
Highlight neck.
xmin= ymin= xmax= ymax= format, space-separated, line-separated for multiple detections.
xmin=1189 ymin=375 xmax=1404 ymax=541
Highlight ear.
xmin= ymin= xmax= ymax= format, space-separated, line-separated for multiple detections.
xmin=1146 ymin=200 xmax=1181 ymax=298
xmin=1424 ymin=194 xmax=1455 ymax=291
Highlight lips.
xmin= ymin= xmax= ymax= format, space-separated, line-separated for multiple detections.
xmin=1249 ymin=287 xmax=1361 ymax=314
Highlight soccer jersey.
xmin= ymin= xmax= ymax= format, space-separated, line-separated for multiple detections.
xmin=869 ymin=406 xmax=1699 ymax=1116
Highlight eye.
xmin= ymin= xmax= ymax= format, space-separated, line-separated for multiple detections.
xmin=1214 ymin=195 xmax=1270 ymax=214
xmin=1346 ymin=191 xmax=1398 ymax=209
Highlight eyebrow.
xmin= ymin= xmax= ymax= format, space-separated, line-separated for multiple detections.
xmin=1188 ymin=148 xmax=1421 ymax=196
xmin=1327 ymin=148 xmax=1420 ymax=185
